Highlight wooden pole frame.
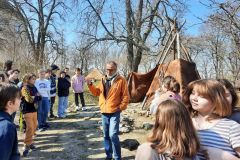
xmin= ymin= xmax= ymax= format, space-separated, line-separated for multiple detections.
xmin=141 ymin=20 xmax=193 ymax=109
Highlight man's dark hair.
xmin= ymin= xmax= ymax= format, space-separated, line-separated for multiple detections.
xmin=4 ymin=60 xmax=13 ymax=71
xmin=0 ymin=83 xmax=20 ymax=111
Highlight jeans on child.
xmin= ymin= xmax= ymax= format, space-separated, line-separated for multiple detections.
xmin=58 ymin=96 xmax=68 ymax=117
xmin=38 ymin=97 xmax=50 ymax=128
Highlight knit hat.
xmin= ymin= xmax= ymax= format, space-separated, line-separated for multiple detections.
xmin=50 ymin=64 xmax=59 ymax=71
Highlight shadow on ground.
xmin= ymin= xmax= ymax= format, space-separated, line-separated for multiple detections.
xmin=17 ymin=106 xmax=138 ymax=160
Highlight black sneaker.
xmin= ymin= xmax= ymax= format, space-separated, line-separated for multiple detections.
xmin=22 ymin=146 xmax=29 ymax=157
xmin=49 ymin=114 xmax=56 ymax=118
xmin=44 ymin=123 xmax=50 ymax=128
xmin=29 ymin=144 xmax=37 ymax=151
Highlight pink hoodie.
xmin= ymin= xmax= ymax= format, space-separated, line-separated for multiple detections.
xmin=71 ymin=75 xmax=85 ymax=93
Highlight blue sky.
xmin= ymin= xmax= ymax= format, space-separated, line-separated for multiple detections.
xmin=63 ymin=0 xmax=212 ymax=45
xmin=184 ymin=0 xmax=212 ymax=36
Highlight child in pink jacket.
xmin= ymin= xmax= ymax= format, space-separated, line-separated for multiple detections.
xmin=71 ymin=68 xmax=86 ymax=111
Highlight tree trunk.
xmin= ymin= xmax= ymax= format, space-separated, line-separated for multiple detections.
xmin=133 ymin=48 xmax=143 ymax=72
xmin=39 ymin=43 xmax=45 ymax=66
xmin=125 ymin=0 xmax=134 ymax=72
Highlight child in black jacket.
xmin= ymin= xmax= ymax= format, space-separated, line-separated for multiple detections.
xmin=57 ymin=71 xmax=70 ymax=118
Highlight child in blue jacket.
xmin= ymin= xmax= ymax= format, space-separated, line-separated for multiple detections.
xmin=0 ymin=83 xmax=21 ymax=160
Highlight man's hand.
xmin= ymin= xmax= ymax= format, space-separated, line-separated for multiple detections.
xmin=86 ymin=79 xmax=94 ymax=85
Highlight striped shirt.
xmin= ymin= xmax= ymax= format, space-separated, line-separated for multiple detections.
xmin=197 ymin=118 xmax=240 ymax=159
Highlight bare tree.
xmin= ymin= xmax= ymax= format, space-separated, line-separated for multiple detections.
xmin=76 ymin=0 xmax=187 ymax=72
xmin=0 ymin=1 xmax=35 ymax=72
xmin=201 ymin=0 xmax=240 ymax=80
xmin=6 ymin=0 xmax=68 ymax=66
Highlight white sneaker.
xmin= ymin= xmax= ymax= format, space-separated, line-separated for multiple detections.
xmin=76 ymin=106 xmax=80 ymax=111
xmin=65 ymin=109 xmax=70 ymax=113
xmin=82 ymin=107 xmax=87 ymax=111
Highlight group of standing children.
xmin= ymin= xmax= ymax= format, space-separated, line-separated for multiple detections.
xmin=57 ymin=67 xmax=86 ymax=118
xmin=0 ymin=61 xmax=87 ymax=158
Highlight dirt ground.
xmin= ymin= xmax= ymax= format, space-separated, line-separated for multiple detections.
xmin=16 ymin=103 xmax=154 ymax=160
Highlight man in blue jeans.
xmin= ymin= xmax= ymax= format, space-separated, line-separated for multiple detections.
xmin=87 ymin=61 xmax=129 ymax=160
